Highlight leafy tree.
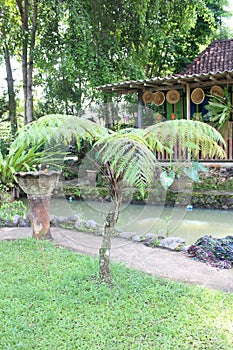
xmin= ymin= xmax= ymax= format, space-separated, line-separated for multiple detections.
xmin=33 ymin=0 xmax=87 ymax=115
xmin=0 ymin=0 xmax=232 ymax=127
xmin=173 ymin=0 xmax=230 ymax=73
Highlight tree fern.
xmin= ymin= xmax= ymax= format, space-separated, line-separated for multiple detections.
xmin=95 ymin=132 xmax=159 ymax=194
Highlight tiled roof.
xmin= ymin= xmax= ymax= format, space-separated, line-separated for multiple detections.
xmin=98 ymin=39 xmax=233 ymax=93
xmin=180 ymin=39 xmax=233 ymax=75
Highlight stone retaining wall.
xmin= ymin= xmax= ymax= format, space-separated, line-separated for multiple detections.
xmin=57 ymin=165 xmax=233 ymax=210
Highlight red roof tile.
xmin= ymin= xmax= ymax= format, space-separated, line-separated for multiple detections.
xmin=180 ymin=39 xmax=233 ymax=75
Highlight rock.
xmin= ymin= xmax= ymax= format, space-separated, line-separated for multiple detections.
xmin=50 ymin=215 xmax=58 ymax=226
xmin=55 ymin=216 xmax=77 ymax=229
xmin=104 ymin=195 xmax=112 ymax=202
xmin=144 ymin=234 xmax=164 ymax=248
xmin=5 ymin=220 xmax=16 ymax=227
xmin=93 ymin=228 xmax=103 ymax=236
xmin=67 ymin=215 xmax=81 ymax=222
xmin=74 ymin=220 xmax=86 ymax=230
xmin=12 ymin=215 xmax=21 ymax=225
xmin=181 ymin=245 xmax=190 ymax=252
xmin=159 ymin=237 xmax=185 ymax=251
xmin=119 ymin=231 xmax=137 ymax=239
xmin=144 ymin=237 xmax=156 ymax=247
xmin=4 ymin=215 xmax=30 ymax=228
xmin=56 ymin=216 xmax=68 ymax=224
xmin=132 ymin=234 xmax=145 ymax=242
xmin=144 ymin=233 xmax=157 ymax=240
xmin=85 ymin=219 xmax=98 ymax=229
xmin=18 ymin=217 xmax=30 ymax=227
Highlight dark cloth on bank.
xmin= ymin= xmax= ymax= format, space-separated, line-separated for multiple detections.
xmin=187 ymin=235 xmax=233 ymax=269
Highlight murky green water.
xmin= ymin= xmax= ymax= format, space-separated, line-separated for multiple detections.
xmin=47 ymin=198 xmax=233 ymax=245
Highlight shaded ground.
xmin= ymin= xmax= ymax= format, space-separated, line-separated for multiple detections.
xmin=1 ymin=227 xmax=233 ymax=292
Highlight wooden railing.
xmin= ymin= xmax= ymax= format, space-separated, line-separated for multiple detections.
xmin=155 ymin=122 xmax=233 ymax=162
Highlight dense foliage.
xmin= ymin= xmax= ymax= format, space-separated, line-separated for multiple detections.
xmin=0 ymin=0 xmax=232 ymax=126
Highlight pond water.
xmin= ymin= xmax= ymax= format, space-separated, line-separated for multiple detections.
xmin=46 ymin=198 xmax=233 ymax=245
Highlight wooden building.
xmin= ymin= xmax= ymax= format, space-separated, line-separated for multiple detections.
xmin=98 ymin=39 xmax=233 ymax=162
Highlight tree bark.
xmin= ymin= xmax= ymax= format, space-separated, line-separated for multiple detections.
xmin=2 ymin=32 xmax=17 ymax=136
xmin=16 ymin=0 xmax=38 ymax=124
xmin=99 ymin=181 xmax=122 ymax=282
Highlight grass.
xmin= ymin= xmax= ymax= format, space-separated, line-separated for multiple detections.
xmin=0 ymin=239 xmax=233 ymax=350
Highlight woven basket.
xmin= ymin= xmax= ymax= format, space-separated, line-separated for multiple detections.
xmin=153 ymin=91 xmax=165 ymax=106
xmin=210 ymin=85 xmax=224 ymax=97
xmin=142 ymin=91 xmax=153 ymax=104
xmin=191 ymin=88 xmax=205 ymax=104
xmin=166 ymin=90 xmax=180 ymax=104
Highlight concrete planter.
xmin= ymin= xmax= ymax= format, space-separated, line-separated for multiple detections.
xmin=15 ymin=171 xmax=61 ymax=239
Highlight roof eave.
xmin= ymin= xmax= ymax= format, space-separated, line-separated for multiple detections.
xmin=97 ymin=70 xmax=233 ymax=94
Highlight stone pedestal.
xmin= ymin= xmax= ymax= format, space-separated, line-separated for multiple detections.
xmin=15 ymin=171 xmax=60 ymax=239
xmin=28 ymin=194 xmax=51 ymax=239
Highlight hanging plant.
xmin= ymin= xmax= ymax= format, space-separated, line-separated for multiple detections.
xmin=205 ymin=89 xmax=233 ymax=129
xmin=192 ymin=112 xmax=202 ymax=121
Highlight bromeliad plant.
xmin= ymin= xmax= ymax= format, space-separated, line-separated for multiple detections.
xmin=0 ymin=142 xmax=63 ymax=188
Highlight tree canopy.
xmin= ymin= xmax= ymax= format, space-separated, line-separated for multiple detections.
xmin=0 ymin=0 xmax=232 ymax=125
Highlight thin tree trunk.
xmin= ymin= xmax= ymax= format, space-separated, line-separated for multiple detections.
xmin=17 ymin=0 xmax=29 ymax=124
xmin=26 ymin=59 xmax=34 ymax=123
xmin=16 ymin=0 xmax=38 ymax=124
xmin=99 ymin=183 xmax=122 ymax=282
xmin=2 ymin=33 xmax=17 ymax=136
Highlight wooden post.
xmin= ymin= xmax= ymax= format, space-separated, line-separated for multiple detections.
xmin=137 ymin=90 xmax=143 ymax=128
xmin=186 ymin=83 xmax=191 ymax=120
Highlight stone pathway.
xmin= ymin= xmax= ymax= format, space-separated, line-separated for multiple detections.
xmin=1 ymin=227 xmax=233 ymax=292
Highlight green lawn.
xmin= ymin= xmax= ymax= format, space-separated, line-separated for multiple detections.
xmin=0 ymin=239 xmax=233 ymax=350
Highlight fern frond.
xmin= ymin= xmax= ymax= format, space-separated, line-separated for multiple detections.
xmin=95 ymin=131 xmax=159 ymax=193
xmin=143 ymin=120 xmax=226 ymax=159
xmin=12 ymin=114 xmax=108 ymax=150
